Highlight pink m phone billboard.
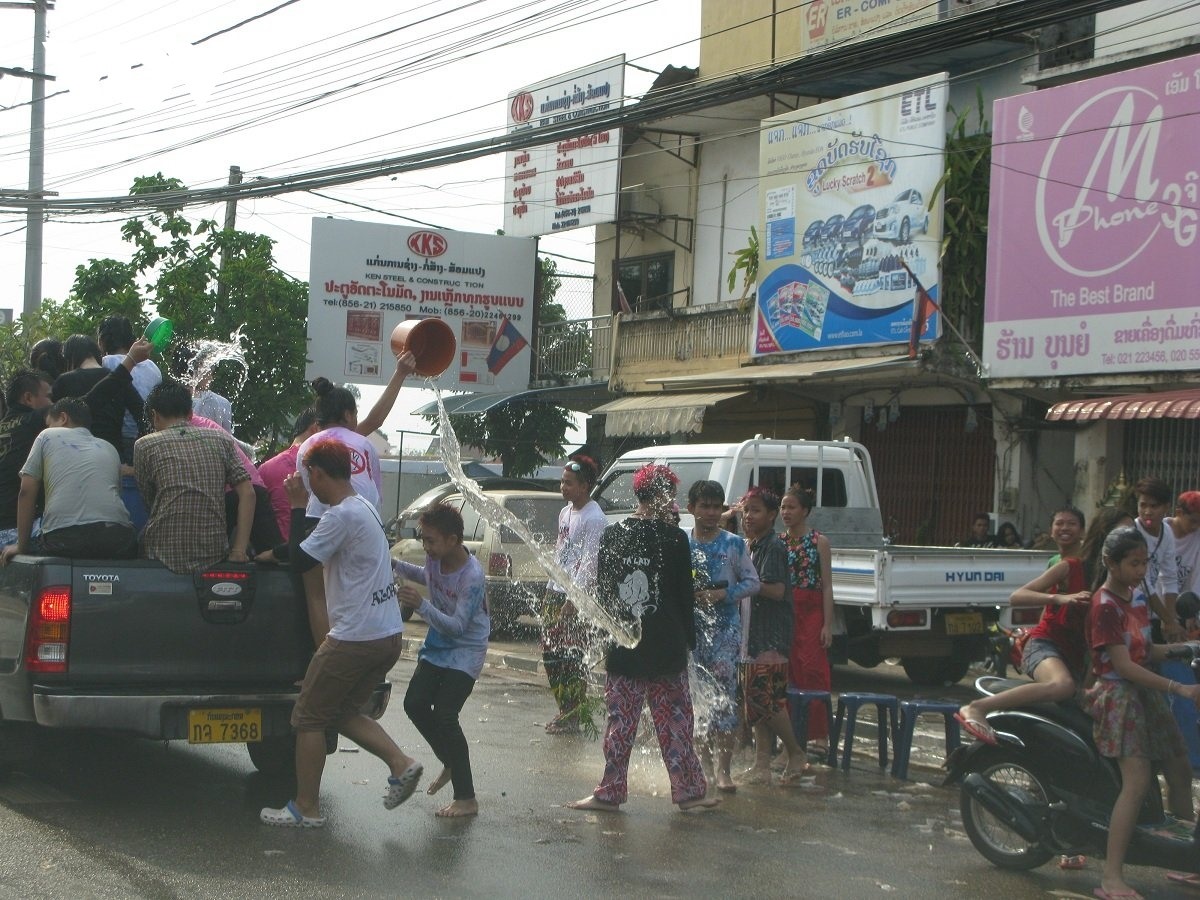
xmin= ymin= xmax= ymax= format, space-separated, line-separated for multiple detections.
xmin=983 ymin=53 xmax=1200 ymax=379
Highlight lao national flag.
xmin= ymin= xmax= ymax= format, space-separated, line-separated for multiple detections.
xmin=487 ymin=316 xmax=528 ymax=375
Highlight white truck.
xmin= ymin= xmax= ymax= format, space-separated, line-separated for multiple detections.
xmin=592 ymin=439 xmax=1052 ymax=685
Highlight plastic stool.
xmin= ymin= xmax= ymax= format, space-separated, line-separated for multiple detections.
xmin=786 ymin=688 xmax=834 ymax=753
xmin=891 ymin=699 xmax=962 ymax=780
xmin=829 ymin=692 xmax=899 ymax=771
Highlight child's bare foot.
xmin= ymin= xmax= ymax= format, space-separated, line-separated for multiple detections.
xmin=715 ymin=771 xmax=737 ymax=793
xmin=678 ymin=795 xmax=720 ymax=811
xmin=427 ymin=767 xmax=452 ymax=796
xmin=565 ymin=795 xmax=620 ymax=811
xmin=739 ymin=766 xmax=772 ymax=785
xmin=435 ymin=798 xmax=478 ymax=818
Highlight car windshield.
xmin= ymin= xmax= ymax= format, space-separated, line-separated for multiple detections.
xmin=499 ymin=496 xmax=565 ymax=544
xmin=593 ymin=461 xmax=716 ymax=513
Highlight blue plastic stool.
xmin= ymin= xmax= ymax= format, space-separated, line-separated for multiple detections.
xmin=829 ymin=692 xmax=899 ymax=771
xmin=786 ymin=688 xmax=834 ymax=754
xmin=891 ymin=699 xmax=962 ymax=780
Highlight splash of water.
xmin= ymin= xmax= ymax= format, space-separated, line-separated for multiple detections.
xmin=431 ymin=383 xmax=641 ymax=649
xmin=179 ymin=326 xmax=250 ymax=399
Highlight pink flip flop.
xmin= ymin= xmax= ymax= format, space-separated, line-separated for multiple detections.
xmin=954 ymin=712 xmax=998 ymax=745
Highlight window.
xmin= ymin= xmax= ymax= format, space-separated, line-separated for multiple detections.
xmin=752 ymin=466 xmax=848 ymax=507
xmin=616 ymin=252 xmax=674 ymax=311
xmin=499 ymin=497 xmax=564 ymax=544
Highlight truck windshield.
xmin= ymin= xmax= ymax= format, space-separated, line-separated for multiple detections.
xmin=593 ymin=461 xmax=715 ymax=512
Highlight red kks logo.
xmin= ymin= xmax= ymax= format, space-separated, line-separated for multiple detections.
xmin=807 ymin=1 xmax=828 ymax=39
xmin=511 ymin=92 xmax=534 ymax=124
xmin=407 ymin=231 xmax=447 ymax=257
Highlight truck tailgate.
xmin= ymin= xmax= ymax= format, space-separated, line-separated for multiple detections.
xmin=59 ymin=560 xmax=311 ymax=688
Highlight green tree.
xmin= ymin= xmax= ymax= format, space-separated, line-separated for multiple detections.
xmin=930 ymin=93 xmax=991 ymax=351
xmin=64 ymin=173 xmax=311 ymax=447
xmin=421 ymin=255 xmax=573 ymax=476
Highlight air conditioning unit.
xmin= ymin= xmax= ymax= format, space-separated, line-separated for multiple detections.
xmin=618 ymin=185 xmax=662 ymax=220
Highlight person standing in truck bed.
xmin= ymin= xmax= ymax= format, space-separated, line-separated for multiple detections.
xmin=134 ymin=379 xmax=254 ymax=573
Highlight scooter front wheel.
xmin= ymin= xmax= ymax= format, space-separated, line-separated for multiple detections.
xmin=960 ymin=747 xmax=1056 ymax=870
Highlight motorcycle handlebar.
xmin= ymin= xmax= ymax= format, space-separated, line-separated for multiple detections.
xmin=1164 ymin=641 xmax=1200 ymax=660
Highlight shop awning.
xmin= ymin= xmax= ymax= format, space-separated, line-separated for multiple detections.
xmin=644 ymin=353 xmax=916 ymax=388
xmin=590 ymin=391 xmax=748 ymax=437
xmin=1045 ymin=389 xmax=1200 ymax=422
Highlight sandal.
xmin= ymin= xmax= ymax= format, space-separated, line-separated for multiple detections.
xmin=260 ymin=800 xmax=326 ymax=828
xmin=383 ymin=761 xmax=424 ymax=810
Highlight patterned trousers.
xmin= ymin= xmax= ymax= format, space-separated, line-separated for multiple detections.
xmin=593 ymin=671 xmax=708 ymax=805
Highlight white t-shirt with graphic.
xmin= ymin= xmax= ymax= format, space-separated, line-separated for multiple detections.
xmin=297 ymin=425 xmax=382 ymax=518
xmin=1168 ymin=518 xmax=1200 ymax=596
xmin=300 ymin=494 xmax=402 ymax=642
xmin=546 ymin=499 xmax=606 ymax=594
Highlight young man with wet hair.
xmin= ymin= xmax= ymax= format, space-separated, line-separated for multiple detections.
xmin=260 ymin=438 xmax=420 ymax=828
xmin=1134 ymin=475 xmax=1182 ymax=642
xmin=0 ymin=397 xmax=136 ymax=563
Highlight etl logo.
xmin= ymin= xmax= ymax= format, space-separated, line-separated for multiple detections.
xmin=511 ymin=92 xmax=534 ymax=124
xmin=407 ymin=230 xmax=447 ymax=257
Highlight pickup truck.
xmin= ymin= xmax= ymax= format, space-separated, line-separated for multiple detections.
xmin=0 ymin=556 xmax=389 ymax=777
xmin=592 ymin=439 xmax=1052 ymax=685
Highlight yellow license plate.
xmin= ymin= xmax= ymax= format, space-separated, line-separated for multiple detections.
xmin=944 ymin=612 xmax=984 ymax=635
xmin=188 ymin=708 xmax=262 ymax=744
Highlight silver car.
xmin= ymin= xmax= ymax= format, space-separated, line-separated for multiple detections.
xmin=873 ymin=188 xmax=930 ymax=244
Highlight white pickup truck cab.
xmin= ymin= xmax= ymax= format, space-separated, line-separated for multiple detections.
xmin=593 ymin=439 xmax=1051 ymax=685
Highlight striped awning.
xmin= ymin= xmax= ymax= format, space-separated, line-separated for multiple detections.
xmin=1045 ymin=389 xmax=1200 ymax=422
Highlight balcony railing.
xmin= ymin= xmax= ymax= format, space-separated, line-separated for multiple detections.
xmin=534 ymin=315 xmax=612 ymax=384
xmin=611 ymin=300 xmax=751 ymax=391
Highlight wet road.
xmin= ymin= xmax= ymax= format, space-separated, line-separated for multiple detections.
xmin=0 ymin=655 xmax=1190 ymax=898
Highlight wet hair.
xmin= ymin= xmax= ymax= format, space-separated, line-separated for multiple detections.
xmin=63 ymin=334 xmax=103 ymax=371
xmin=29 ymin=339 xmax=64 ymax=380
xmin=5 ymin=369 xmax=49 ymax=410
xmin=291 ymin=408 xmax=317 ymax=440
xmin=563 ymin=454 xmax=599 ymax=486
xmin=1178 ymin=491 xmax=1200 ymax=516
xmin=1051 ymin=505 xmax=1085 ymax=531
xmin=145 ymin=378 xmax=193 ymax=420
xmin=310 ymin=376 xmax=357 ymax=427
xmin=632 ymin=463 xmax=679 ymax=502
xmin=1081 ymin=506 xmax=1136 ymax=589
xmin=997 ymin=522 xmax=1021 ymax=545
xmin=1102 ymin=525 xmax=1147 ymax=573
xmin=1134 ymin=476 xmax=1171 ymax=505
xmin=741 ymin=485 xmax=780 ymax=512
xmin=420 ymin=502 xmax=465 ymax=542
xmin=687 ymin=479 xmax=725 ymax=506
xmin=785 ymin=484 xmax=815 ymax=512
xmin=98 ymin=316 xmax=135 ymax=355
xmin=47 ymin=397 xmax=91 ymax=428
xmin=303 ymin=438 xmax=351 ymax=481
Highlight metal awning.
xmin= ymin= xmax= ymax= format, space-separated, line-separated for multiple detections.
xmin=1046 ymin=389 xmax=1200 ymax=422
xmin=590 ymin=391 xmax=747 ymax=437
xmin=413 ymin=381 xmax=613 ymax=416
xmin=645 ymin=354 xmax=916 ymax=388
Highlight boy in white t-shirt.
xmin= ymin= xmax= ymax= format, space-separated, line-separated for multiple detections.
xmin=1169 ymin=491 xmax=1200 ymax=599
xmin=259 ymin=438 xmax=422 ymax=829
xmin=1134 ymin=476 xmax=1182 ymax=642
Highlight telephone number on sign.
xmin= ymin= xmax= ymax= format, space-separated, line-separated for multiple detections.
xmin=467 ymin=310 xmax=510 ymax=320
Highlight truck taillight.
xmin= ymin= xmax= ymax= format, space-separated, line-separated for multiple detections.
xmin=25 ymin=585 xmax=71 ymax=673
xmin=1010 ymin=607 xmax=1042 ymax=626
xmin=887 ymin=609 xmax=927 ymax=628
xmin=487 ymin=553 xmax=512 ymax=577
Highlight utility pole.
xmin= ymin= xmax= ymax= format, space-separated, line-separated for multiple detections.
xmin=217 ymin=165 xmax=242 ymax=305
xmin=4 ymin=0 xmax=55 ymax=317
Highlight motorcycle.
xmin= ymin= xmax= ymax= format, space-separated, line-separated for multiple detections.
xmin=945 ymin=644 xmax=1200 ymax=875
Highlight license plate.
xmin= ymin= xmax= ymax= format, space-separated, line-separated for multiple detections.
xmin=944 ymin=612 xmax=984 ymax=635
xmin=188 ymin=708 xmax=262 ymax=744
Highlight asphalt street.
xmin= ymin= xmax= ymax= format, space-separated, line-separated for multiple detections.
xmin=0 ymin=637 xmax=1192 ymax=899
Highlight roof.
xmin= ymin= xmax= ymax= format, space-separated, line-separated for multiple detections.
xmin=1045 ymin=389 xmax=1200 ymax=422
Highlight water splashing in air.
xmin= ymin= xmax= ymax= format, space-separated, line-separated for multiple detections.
xmin=431 ymin=383 xmax=641 ymax=649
